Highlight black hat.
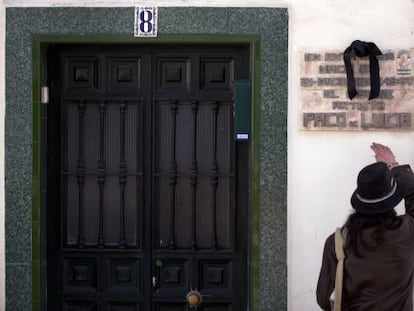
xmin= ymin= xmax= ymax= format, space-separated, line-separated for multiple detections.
xmin=351 ymin=162 xmax=403 ymax=214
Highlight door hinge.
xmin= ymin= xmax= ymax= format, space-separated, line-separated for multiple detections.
xmin=41 ymin=86 xmax=49 ymax=104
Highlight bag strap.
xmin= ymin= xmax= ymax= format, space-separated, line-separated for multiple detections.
xmin=334 ymin=228 xmax=346 ymax=311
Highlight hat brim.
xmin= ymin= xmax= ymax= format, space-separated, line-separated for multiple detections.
xmin=351 ymin=181 xmax=404 ymax=214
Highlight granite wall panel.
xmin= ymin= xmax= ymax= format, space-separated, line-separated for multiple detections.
xmin=5 ymin=7 xmax=288 ymax=310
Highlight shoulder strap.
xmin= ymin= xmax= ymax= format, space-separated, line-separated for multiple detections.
xmin=333 ymin=228 xmax=346 ymax=311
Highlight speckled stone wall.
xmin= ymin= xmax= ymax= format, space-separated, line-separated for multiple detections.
xmin=5 ymin=7 xmax=288 ymax=310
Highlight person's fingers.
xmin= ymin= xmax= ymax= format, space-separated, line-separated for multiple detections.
xmin=371 ymin=143 xmax=383 ymax=154
xmin=371 ymin=143 xmax=392 ymax=155
xmin=370 ymin=143 xmax=397 ymax=165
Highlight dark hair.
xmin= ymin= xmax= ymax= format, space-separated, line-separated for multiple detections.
xmin=343 ymin=210 xmax=402 ymax=257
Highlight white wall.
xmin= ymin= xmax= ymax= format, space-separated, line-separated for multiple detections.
xmin=289 ymin=0 xmax=414 ymax=309
xmin=2 ymin=0 xmax=414 ymax=310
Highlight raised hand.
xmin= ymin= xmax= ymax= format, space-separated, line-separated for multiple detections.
xmin=370 ymin=142 xmax=399 ymax=169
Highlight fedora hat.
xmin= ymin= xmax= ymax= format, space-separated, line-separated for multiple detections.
xmin=351 ymin=162 xmax=403 ymax=214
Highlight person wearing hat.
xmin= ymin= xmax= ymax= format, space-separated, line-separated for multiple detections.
xmin=316 ymin=142 xmax=414 ymax=310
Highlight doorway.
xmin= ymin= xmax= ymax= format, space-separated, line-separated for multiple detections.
xmin=45 ymin=43 xmax=250 ymax=310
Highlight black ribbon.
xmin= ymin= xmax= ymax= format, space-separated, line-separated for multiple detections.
xmin=343 ymin=40 xmax=382 ymax=100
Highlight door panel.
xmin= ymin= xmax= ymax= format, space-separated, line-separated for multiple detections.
xmin=153 ymin=100 xmax=235 ymax=250
xmin=47 ymin=44 xmax=249 ymax=311
xmin=63 ymin=99 xmax=143 ymax=248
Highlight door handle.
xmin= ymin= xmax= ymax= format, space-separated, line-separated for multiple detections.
xmin=186 ymin=289 xmax=203 ymax=309
xmin=152 ymin=259 xmax=163 ymax=290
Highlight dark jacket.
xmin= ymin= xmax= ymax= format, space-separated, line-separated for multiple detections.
xmin=317 ymin=165 xmax=414 ymax=311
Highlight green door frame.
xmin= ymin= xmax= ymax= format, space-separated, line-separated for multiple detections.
xmin=31 ymin=34 xmax=261 ymax=311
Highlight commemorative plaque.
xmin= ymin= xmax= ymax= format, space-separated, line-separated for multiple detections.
xmin=300 ymin=49 xmax=414 ymax=131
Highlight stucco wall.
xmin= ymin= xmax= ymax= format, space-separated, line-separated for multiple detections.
xmin=288 ymin=1 xmax=414 ymax=309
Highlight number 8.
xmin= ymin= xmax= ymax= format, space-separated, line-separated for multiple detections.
xmin=140 ymin=10 xmax=153 ymax=33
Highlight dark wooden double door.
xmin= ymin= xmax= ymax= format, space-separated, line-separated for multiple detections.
xmin=46 ymin=44 xmax=250 ymax=311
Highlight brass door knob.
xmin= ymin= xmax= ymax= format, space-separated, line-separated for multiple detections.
xmin=186 ymin=289 xmax=203 ymax=308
